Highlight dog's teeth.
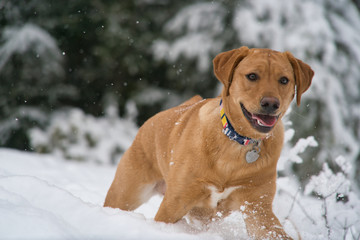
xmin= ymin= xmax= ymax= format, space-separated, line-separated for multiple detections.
xmin=257 ymin=119 xmax=265 ymax=126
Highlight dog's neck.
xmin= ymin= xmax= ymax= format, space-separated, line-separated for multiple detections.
xmin=219 ymin=99 xmax=261 ymax=146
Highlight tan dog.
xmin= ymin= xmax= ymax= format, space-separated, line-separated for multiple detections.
xmin=104 ymin=46 xmax=314 ymax=239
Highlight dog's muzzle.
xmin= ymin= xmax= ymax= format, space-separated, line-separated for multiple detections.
xmin=241 ymin=103 xmax=279 ymax=133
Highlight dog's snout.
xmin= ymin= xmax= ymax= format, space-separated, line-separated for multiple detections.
xmin=260 ymin=97 xmax=280 ymax=113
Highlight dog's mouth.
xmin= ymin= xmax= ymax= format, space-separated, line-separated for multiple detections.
xmin=241 ymin=103 xmax=279 ymax=133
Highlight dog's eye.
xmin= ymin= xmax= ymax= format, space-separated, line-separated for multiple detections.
xmin=279 ymin=77 xmax=289 ymax=85
xmin=246 ymin=73 xmax=258 ymax=81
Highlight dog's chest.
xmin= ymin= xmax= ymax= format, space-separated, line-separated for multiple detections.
xmin=207 ymin=185 xmax=241 ymax=208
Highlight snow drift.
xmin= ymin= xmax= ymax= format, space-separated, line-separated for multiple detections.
xmin=1 ymin=148 xmax=358 ymax=239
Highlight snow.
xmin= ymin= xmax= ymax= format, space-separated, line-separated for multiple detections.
xmin=1 ymin=148 xmax=358 ymax=239
xmin=305 ymin=163 xmax=349 ymax=197
xmin=287 ymin=136 xmax=318 ymax=164
xmin=0 ymin=149 xmax=214 ymax=240
xmin=29 ymin=107 xmax=138 ymax=165
xmin=0 ymin=23 xmax=63 ymax=75
xmin=152 ymin=2 xmax=225 ymax=72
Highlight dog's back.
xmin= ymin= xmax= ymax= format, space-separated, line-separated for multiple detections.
xmin=104 ymin=95 xmax=207 ymax=210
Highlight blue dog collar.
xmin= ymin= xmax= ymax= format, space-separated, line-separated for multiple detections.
xmin=219 ymin=99 xmax=259 ymax=146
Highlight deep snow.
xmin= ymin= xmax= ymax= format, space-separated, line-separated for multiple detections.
xmin=0 ymin=148 xmax=338 ymax=240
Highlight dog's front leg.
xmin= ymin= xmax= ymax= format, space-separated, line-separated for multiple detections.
xmin=242 ymin=202 xmax=292 ymax=240
xmin=154 ymin=183 xmax=206 ymax=223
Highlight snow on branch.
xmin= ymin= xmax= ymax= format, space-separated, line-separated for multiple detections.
xmin=0 ymin=23 xmax=63 ymax=75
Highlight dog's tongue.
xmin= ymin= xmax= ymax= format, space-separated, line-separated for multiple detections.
xmin=252 ymin=114 xmax=277 ymax=127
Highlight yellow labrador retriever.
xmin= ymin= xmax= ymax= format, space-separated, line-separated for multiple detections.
xmin=104 ymin=46 xmax=314 ymax=239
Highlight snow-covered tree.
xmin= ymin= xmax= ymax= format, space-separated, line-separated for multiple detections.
xmin=29 ymin=104 xmax=138 ymax=165
xmin=0 ymin=23 xmax=75 ymax=149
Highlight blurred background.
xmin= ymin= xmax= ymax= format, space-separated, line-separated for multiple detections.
xmin=0 ymin=0 xmax=359 ymax=189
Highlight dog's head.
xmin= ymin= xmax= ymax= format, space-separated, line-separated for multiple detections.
xmin=213 ymin=46 xmax=314 ymax=134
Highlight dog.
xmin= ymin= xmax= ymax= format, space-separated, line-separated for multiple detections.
xmin=104 ymin=46 xmax=314 ymax=239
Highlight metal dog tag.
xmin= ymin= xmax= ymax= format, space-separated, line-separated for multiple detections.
xmin=246 ymin=146 xmax=260 ymax=163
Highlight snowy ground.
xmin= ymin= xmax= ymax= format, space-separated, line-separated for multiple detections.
xmin=0 ymin=148 xmax=335 ymax=239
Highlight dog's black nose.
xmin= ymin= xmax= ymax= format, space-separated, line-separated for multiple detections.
xmin=260 ymin=97 xmax=280 ymax=113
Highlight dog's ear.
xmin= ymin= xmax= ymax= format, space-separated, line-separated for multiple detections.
xmin=285 ymin=52 xmax=314 ymax=106
xmin=213 ymin=46 xmax=249 ymax=96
